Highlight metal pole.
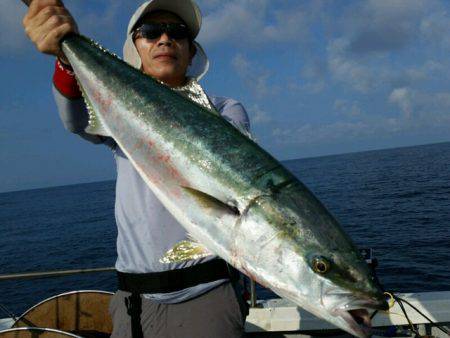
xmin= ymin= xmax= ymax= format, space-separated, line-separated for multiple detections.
xmin=0 ymin=267 xmax=115 ymax=281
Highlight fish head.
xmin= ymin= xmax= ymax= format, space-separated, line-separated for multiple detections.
xmin=242 ymin=183 xmax=388 ymax=337
xmin=299 ymin=250 xmax=388 ymax=337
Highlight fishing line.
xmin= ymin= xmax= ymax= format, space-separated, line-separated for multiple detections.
xmin=396 ymin=295 xmax=419 ymax=335
xmin=370 ymin=291 xmax=449 ymax=338
xmin=0 ymin=302 xmax=17 ymax=322
xmin=394 ymin=295 xmax=450 ymax=336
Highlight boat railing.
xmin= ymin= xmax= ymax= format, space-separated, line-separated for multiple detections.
xmin=0 ymin=267 xmax=116 ymax=281
xmin=0 ymin=268 xmax=449 ymax=337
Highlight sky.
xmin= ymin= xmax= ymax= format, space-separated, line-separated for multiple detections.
xmin=1 ymin=0 xmax=450 ymax=193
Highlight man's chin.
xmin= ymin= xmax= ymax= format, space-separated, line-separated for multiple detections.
xmin=143 ymin=69 xmax=186 ymax=87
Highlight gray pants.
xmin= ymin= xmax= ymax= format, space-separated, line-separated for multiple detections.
xmin=109 ymin=282 xmax=247 ymax=338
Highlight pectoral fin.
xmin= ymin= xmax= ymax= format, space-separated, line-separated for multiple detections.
xmin=182 ymin=186 xmax=240 ymax=216
xmin=159 ymin=240 xmax=212 ymax=263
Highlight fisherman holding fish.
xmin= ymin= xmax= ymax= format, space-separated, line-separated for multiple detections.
xmin=23 ymin=0 xmax=391 ymax=336
xmin=23 ymin=0 xmax=250 ymax=337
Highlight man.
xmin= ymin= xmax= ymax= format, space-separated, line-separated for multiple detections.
xmin=23 ymin=1 xmax=250 ymax=337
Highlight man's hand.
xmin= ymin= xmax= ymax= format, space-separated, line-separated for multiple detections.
xmin=23 ymin=0 xmax=78 ymax=64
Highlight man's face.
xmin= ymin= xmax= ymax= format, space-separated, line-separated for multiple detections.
xmin=134 ymin=11 xmax=194 ymax=87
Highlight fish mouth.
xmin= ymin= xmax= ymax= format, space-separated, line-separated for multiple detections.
xmin=333 ymin=298 xmax=388 ymax=338
xmin=334 ymin=308 xmax=371 ymax=338
xmin=322 ymin=287 xmax=388 ymax=338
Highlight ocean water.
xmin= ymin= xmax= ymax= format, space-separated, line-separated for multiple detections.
xmin=0 ymin=142 xmax=449 ymax=316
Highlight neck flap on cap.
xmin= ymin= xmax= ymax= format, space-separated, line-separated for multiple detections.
xmin=123 ymin=0 xmax=209 ymax=81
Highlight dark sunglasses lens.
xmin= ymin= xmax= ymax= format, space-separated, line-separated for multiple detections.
xmin=137 ymin=23 xmax=189 ymax=40
xmin=166 ymin=24 xmax=189 ymax=39
xmin=139 ymin=25 xmax=164 ymax=39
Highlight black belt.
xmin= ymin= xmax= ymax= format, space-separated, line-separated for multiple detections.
xmin=117 ymin=258 xmax=238 ymax=294
xmin=117 ymin=259 xmax=238 ymax=338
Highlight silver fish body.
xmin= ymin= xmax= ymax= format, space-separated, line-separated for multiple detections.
xmin=62 ymin=34 xmax=387 ymax=337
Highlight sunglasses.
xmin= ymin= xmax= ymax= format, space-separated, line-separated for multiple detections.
xmin=133 ymin=23 xmax=190 ymax=40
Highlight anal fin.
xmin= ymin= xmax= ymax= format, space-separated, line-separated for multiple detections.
xmin=159 ymin=239 xmax=212 ymax=263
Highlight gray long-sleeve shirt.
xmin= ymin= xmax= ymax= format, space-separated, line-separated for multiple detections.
xmin=53 ymin=87 xmax=251 ymax=303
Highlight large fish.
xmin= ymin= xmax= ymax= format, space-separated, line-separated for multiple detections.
xmin=60 ymin=33 xmax=387 ymax=337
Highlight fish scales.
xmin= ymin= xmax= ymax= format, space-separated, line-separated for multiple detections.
xmin=62 ymin=34 xmax=387 ymax=337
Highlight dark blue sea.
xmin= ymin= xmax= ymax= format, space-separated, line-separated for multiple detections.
xmin=1 ymin=142 xmax=449 ymax=316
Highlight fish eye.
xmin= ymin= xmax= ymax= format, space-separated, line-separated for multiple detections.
xmin=312 ymin=256 xmax=330 ymax=274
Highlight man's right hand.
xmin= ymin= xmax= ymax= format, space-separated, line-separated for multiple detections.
xmin=23 ymin=0 xmax=78 ymax=64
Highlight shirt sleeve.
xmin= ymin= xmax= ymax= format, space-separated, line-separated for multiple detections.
xmin=52 ymin=59 xmax=114 ymax=146
xmin=210 ymin=96 xmax=253 ymax=139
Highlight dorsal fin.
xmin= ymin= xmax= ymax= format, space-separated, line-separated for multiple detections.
xmin=182 ymin=186 xmax=240 ymax=216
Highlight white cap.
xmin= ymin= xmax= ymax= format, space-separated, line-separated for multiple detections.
xmin=123 ymin=0 xmax=209 ymax=81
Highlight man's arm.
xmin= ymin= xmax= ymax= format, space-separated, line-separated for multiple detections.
xmin=23 ymin=0 xmax=77 ymax=64
xmin=210 ymin=96 xmax=252 ymax=138
xmin=23 ymin=0 xmax=109 ymax=144
xmin=52 ymin=59 xmax=109 ymax=144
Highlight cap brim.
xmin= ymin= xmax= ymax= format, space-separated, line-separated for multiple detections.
xmin=130 ymin=0 xmax=201 ymax=39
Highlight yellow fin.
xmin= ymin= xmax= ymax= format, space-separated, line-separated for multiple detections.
xmin=159 ymin=240 xmax=212 ymax=264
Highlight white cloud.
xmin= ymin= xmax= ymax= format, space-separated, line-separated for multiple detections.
xmin=389 ymin=87 xmax=413 ymax=119
xmin=325 ymin=1 xmax=450 ymax=93
xmin=342 ymin=0 xmax=429 ymax=54
xmin=0 ymin=0 xmax=29 ymax=53
xmin=199 ymin=0 xmax=267 ymax=46
xmin=262 ymin=5 xmax=315 ymax=43
xmin=389 ymin=87 xmax=450 ymax=124
xmin=333 ymin=100 xmax=361 ymax=118
xmin=296 ymin=60 xmax=327 ymax=93
xmin=196 ymin=0 xmax=224 ymax=11
xmin=248 ymin=104 xmax=272 ymax=124
xmin=0 ymin=0 xmax=134 ymax=55
xmin=231 ymin=53 xmax=249 ymax=71
xmin=198 ymin=0 xmax=318 ymax=47
xmin=70 ymin=0 xmax=141 ymax=44
xmin=420 ymin=9 xmax=450 ymax=50
xmin=231 ymin=53 xmax=276 ymax=98
xmin=382 ymin=59 xmax=449 ymax=89
xmin=327 ymin=38 xmax=374 ymax=92
xmin=271 ymin=86 xmax=450 ymax=147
